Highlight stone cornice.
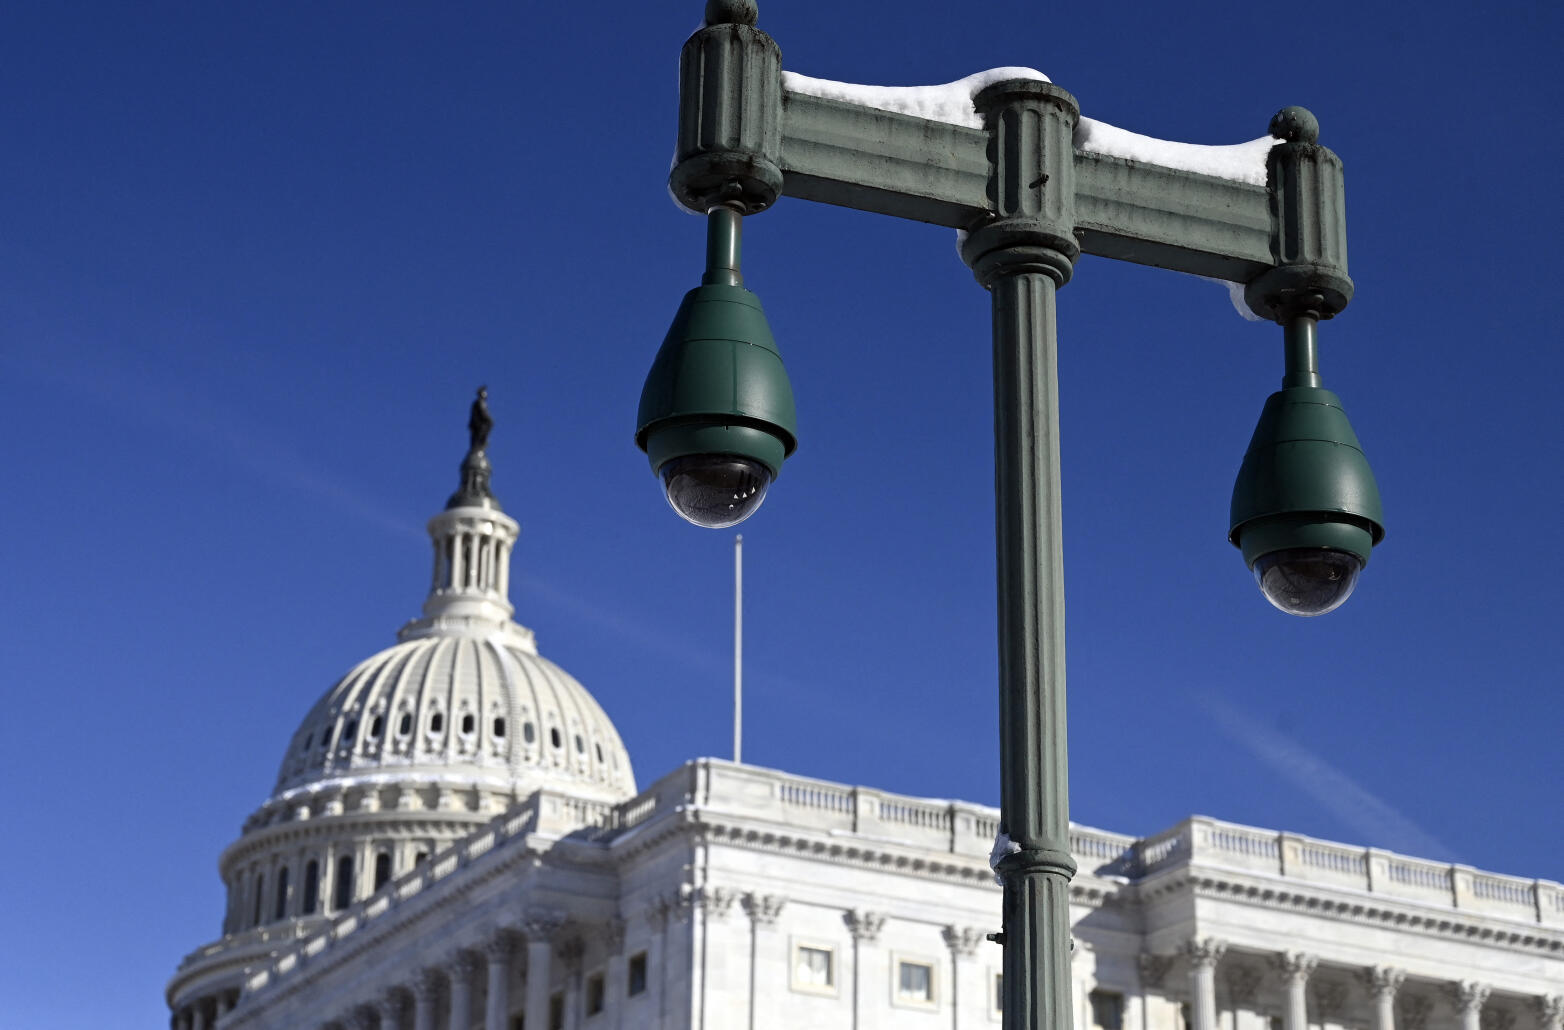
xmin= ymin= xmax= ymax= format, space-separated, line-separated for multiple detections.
xmin=1143 ymin=868 xmax=1564 ymax=958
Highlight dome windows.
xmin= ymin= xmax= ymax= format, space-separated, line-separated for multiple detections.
xmin=428 ymin=711 xmax=444 ymax=736
xmin=549 ymin=727 xmax=563 ymax=749
xmin=368 ymin=716 xmax=384 ymax=740
xmin=461 ymin=713 xmax=475 ymax=736
xmin=273 ymin=866 xmax=290 ymax=921
xmin=595 ymin=742 xmax=605 ymax=764
xmin=301 ymin=860 xmax=319 ymax=916
xmin=523 ymin=721 xmax=536 ymax=745
xmin=574 ymin=733 xmax=585 ymax=754
xmin=398 ymin=712 xmax=413 ymax=738
xmin=341 ymin=719 xmax=358 ymax=746
xmin=493 ymin=716 xmax=506 ymax=738
xmin=333 ymin=856 xmax=353 ymax=911
xmin=300 ymin=732 xmax=312 ymax=754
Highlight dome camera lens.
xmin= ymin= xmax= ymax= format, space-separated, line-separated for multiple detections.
xmin=660 ymin=454 xmax=771 ymax=529
xmin=1252 ymin=547 xmax=1364 ymax=617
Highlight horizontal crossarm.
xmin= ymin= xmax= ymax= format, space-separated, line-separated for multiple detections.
xmin=777 ymin=88 xmax=1275 ymax=282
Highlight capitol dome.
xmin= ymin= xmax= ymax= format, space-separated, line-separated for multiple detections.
xmin=169 ymin=392 xmax=635 ymax=1014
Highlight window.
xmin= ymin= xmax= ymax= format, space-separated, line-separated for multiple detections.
xmin=595 ymin=742 xmax=605 ymax=764
xmin=430 ymin=711 xmax=444 ymax=735
xmin=398 ymin=712 xmax=413 ymax=737
xmin=368 ymin=715 xmax=383 ymax=739
xmin=461 ymin=712 xmax=475 ymax=735
xmin=586 ymin=972 xmax=605 ymax=1015
xmin=550 ymin=727 xmax=563 ymax=749
xmin=627 ymin=952 xmax=648 ymax=996
xmin=790 ymin=941 xmax=836 ymax=995
xmin=1091 ymin=991 xmax=1125 ymax=1030
xmin=1181 ymin=1004 xmax=1193 ymax=1030
xmin=273 ymin=866 xmax=290 ymax=921
xmin=334 ymin=855 xmax=354 ymax=910
xmin=894 ymin=958 xmax=935 ymax=1007
xmin=549 ymin=992 xmax=564 ymax=1030
xmin=301 ymin=732 xmax=312 ymax=753
xmin=302 ymin=860 xmax=319 ymax=915
xmin=341 ymin=718 xmax=357 ymax=745
xmin=574 ymin=733 xmax=585 ymax=753
xmin=251 ymin=873 xmax=264 ymax=927
xmin=523 ymin=721 xmax=536 ymax=744
xmin=414 ymin=851 xmax=429 ymax=866
xmin=494 ymin=716 xmax=506 ymax=738
xmin=373 ymin=852 xmax=392 ymax=890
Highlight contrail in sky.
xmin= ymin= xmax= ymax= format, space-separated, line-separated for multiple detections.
xmin=1198 ymin=692 xmax=1458 ymax=862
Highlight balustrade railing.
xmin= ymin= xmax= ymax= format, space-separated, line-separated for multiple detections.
xmin=234 ymin=760 xmax=1562 ymax=1002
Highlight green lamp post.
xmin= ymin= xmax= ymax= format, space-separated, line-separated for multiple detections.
xmin=636 ymin=5 xmax=1383 ymax=1028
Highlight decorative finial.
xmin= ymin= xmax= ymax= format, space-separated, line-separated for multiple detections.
xmin=705 ymin=0 xmax=758 ymax=26
xmin=1269 ymin=106 xmax=1319 ymax=144
xmin=447 ymin=386 xmax=500 ymax=510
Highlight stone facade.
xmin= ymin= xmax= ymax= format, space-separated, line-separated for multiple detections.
xmin=165 ymin=416 xmax=1564 ymax=1029
xmin=172 ymin=760 xmax=1564 ymax=1029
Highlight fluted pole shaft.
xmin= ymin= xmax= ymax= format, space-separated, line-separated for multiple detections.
xmin=991 ymin=269 xmax=1074 ymax=1030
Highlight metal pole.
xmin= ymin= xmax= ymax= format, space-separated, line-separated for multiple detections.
xmin=991 ymin=269 xmax=1075 ymax=1030
xmin=734 ymin=533 xmax=743 ymax=764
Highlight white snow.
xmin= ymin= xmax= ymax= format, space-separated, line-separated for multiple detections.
xmin=990 ymin=830 xmax=1021 ymax=885
xmin=1075 ymin=118 xmax=1278 ymax=186
xmin=783 ymin=68 xmax=1279 ymax=186
xmin=783 ymin=67 xmax=1049 ymax=130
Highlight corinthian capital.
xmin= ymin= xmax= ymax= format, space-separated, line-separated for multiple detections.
xmin=1272 ymin=951 xmax=1318 ymax=984
xmin=1451 ymin=982 xmax=1492 ymax=1016
xmin=1535 ymin=996 xmax=1564 ymax=1030
xmin=1138 ymin=952 xmax=1175 ymax=989
xmin=741 ymin=892 xmax=786 ymax=928
xmin=1181 ymin=937 xmax=1227 ymax=969
xmin=844 ymin=909 xmax=887 ymax=943
xmin=1360 ymin=966 xmax=1406 ymax=1000
xmin=942 ymin=925 xmax=986 ymax=958
xmin=521 ymin=907 xmax=568 ymax=941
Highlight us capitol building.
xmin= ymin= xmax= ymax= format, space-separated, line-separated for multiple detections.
xmin=166 ymin=400 xmax=1564 ymax=1030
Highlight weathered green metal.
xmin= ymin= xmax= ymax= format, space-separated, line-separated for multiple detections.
xmin=656 ymin=8 xmax=1375 ymax=1029
xmin=775 ymin=86 xmax=1276 ymax=282
xmin=962 ymin=79 xmax=1079 ymax=1030
xmin=636 ymin=208 xmax=797 ymax=479
xmin=1230 ymin=317 xmax=1384 ymax=568
xmin=1245 ymin=107 xmax=1354 ymax=322
xmin=670 ymin=13 xmax=784 ymax=214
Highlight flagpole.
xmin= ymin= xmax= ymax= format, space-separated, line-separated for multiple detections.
xmin=734 ymin=533 xmax=743 ymax=764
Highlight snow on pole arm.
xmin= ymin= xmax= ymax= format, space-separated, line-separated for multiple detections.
xmin=783 ymin=68 xmax=1280 ymax=186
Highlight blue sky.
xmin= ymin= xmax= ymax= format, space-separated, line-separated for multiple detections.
xmin=2 ymin=2 xmax=1560 ymax=1026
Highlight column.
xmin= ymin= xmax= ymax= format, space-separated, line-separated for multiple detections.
xmin=448 ymin=952 xmax=478 ymax=1030
xmin=379 ymin=990 xmax=407 ymax=1030
xmin=603 ymin=919 xmax=628 ymax=1030
xmin=192 ymin=1000 xmax=211 ymax=1030
xmin=560 ymin=939 xmax=585 ymax=1029
xmin=1272 ymin=953 xmax=1317 ymax=1030
xmin=744 ymin=896 xmax=786 ymax=1030
xmin=845 ymin=910 xmax=887 ymax=1029
xmin=412 ymin=969 xmax=442 ymax=1030
xmin=943 ymin=925 xmax=985 ymax=1030
xmin=485 ymin=934 xmax=515 ymax=1030
xmin=647 ymin=895 xmax=671 ymax=1030
xmin=1360 ymin=967 xmax=1405 ymax=1030
xmin=1451 ymin=982 xmax=1491 ymax=1030
xmin=523 ymin=910 xmax=567 ymax=1030
xmin=1181 ymin=939 xmax=1227 ymax=1030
